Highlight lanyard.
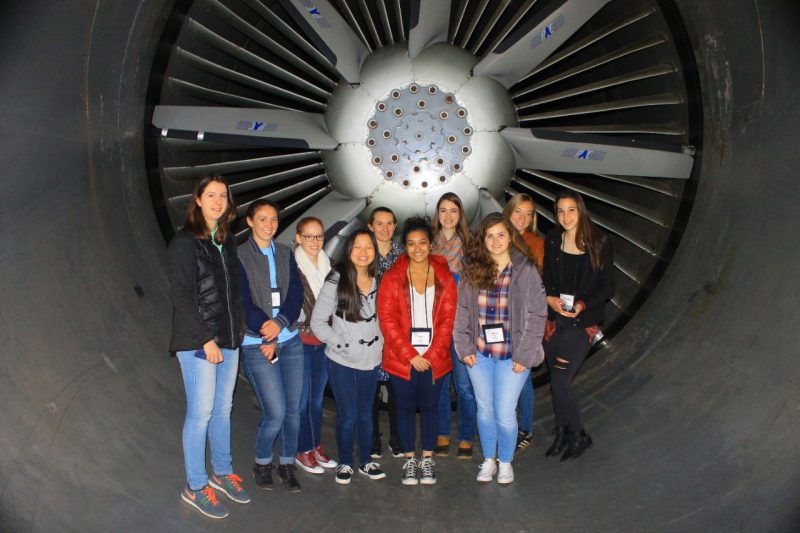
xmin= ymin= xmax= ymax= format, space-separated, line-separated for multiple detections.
xmin=408 ymin=263 xmax=431 ymax=330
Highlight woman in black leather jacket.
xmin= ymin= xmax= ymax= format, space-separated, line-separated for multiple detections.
xmin=167 ymin=175 xmax=248 ymax=519
xmin=542 ymin=191 xmax=614 ymax=463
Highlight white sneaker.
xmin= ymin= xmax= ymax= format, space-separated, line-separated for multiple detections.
xmin=497 ymin=461 xmax=514 ymax=484
xmin=476 ymin=458 xmax=497 ymax=482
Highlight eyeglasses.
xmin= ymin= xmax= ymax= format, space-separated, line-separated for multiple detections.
xmin=301 ymin=234 xmax=325 ymax=242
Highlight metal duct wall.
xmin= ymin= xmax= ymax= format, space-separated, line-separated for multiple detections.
xmin=0 ymin=1 xmax=798 ymax=530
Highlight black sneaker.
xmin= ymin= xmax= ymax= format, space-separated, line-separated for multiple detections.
xmin=358 ymin=462 xmax=386 ymax=480
xmin=277 ymin=464 xmax=302 ymax=493
xmin=252 ymin=463 xmax=274 ymax=490
xmin=388 ymin=439 xmax=404 ymax=458
xmin=335 ymin=464 xmax=354 ymax=485
xmin=419 ymin=457 xmax=437 ymax=485
xmin=516 ymin=430 xmax=533 ymax=451
xmin=371 ymin=434 xmax=382 ymax=458
xmin=401 ymin=457 xmax=419 ymax=486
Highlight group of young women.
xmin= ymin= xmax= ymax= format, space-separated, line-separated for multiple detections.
xmin=168 ymin=175 xmax=614 ymax=519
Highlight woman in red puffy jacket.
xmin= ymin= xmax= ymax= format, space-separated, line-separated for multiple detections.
xmin=377 ymin=216 xmax=457 ymax=486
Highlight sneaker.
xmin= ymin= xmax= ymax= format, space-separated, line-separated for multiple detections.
xmin=277 ymin=464 xmax=302 ymax=493
xmin=252 ymin=463 xmax=274 ymax=490
xmin=457 ymin=441 xmax=474 ymax=460
xmin=476 ymin=458 xmax=497 ymax=483
xmin=419 ymin=457 xmax=437 ymax=485
xmin=335 ymin=464 xmax=354 ymax=485
xmin=295 ymin=451 xmax=324 ymax=474
xmin=370 ymin=436 xmax=382 ymax=459
xmin=314 ymin=445 xmax=338 ymax=468
xmin=401 ymin=457 xmax=419 ymax=486
xmin=516 ymin=430 xmax=533 ymax=451
xmin=209 ymin=474 xmax=250 ymax=504
xmin=434 ymin=436 xmax=450 ymax=457
xmin=181 ymin=486 xmax=229 ymax=519
xmin=497 ymin=461 xmax=514 ymax=484
xmin=388 ymin=439 xmax=404 ymax=458
xmin=358 ymin=462 xmax=386 ymax=480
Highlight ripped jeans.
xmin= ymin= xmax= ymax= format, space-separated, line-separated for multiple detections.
xmin=544 ymin=326 xmax=592 ymax=433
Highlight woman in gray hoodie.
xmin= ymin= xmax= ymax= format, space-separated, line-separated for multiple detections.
xmin=310 ymin=229 xmax=386 ymax=485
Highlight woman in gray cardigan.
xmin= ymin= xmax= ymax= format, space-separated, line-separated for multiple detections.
xmin=310 ymin=229 xmax=385 ymax=485
xmin=453 ymin=213 xmax=547 ymax=485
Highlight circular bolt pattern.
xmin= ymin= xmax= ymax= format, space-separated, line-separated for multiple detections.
xmin=368 ymin=83 xmax=472 ymax=192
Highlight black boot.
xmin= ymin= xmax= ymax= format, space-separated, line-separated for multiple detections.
xmin=560 ymin=429 xmax=593 ymax=462
xmin=545 ymin=426 xmax=567 ymax=457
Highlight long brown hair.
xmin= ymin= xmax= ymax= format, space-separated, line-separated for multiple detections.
xmin=503 ymin=192 xmax=538 ymax=234
xmin=183 ymin=175 xmax=237 ymax=244
xmin=554 ymin=191 xmax=607 ymax=270
xmin=432 ymin=192 xmax=471 ymax=246
xmin=328 ymin=229 xmax=378 ymax=322
xmin=462 ymin=213 xmax=534 ymax=290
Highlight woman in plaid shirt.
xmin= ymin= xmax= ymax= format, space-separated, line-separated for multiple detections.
xmin=453 ymin=213 xmax=548 ymax=484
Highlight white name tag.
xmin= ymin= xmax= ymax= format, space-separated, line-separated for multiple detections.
xmin=482 ymin=323 xmax=505 ymax=344
xmin=271 ymin=289 xmax=281 ymax=308
xmin=410 ymin=328 xmax=432 ymax=347
xmin=560 ymin=293 xmax=574 ymax=312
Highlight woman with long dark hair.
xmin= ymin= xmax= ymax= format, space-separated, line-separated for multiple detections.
xmin=503 ymin=193 xmax=545 ymax=451
xmin=431 ymin=193 xmax=477 ymax=460
xmin=378 ymin=216 xmax=457 ymax=485
xmin=310 ymin=229 xmax=386 ymax=485
xmin=542 ymin=191 xmax=614 ymax=462
xmin=454 ymin=213 xmax=547 ymax=484
xmin=168 ymin=175 xmax=249 ymax=519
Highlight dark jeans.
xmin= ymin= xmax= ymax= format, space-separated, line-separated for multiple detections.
xmin=327 ymin=358 xmax=379 ymax=467
xmin=544 ymin=326 xmax=592 ymax=432
xmin=298 ymin=342 xmax=328 ymax=453
xmin=372 ymin=381 xmax=399 ymax=445
xmin=437 ymin=344 xmax=479 ymax=442
xmin=390 ymin=369 xmax=445 ymax=454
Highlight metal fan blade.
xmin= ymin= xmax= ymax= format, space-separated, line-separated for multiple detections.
xmin=473 ymin=0 xmax=611 ymax=88
xmin=501 ymin=128 xmax=694 ymax=179
xmin=276 ymin=0 xmax=370 ymax=83
xmin=274 ymin=190 xmax=367 ymax=246
xmin=408 ymin=0 xmax=452 ymax=58
xmin=153 ymin=105 xmax=338 ymax=149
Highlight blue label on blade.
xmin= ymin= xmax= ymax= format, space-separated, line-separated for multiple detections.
xmin=235 ymin=121 xmax=279 ymax=132
xmin=562 ymin=148 xmax=607 ymax=161
xmin=300 ymin=1 xmax=332 ymax=28
xmin=531 ymin=14 xmax=565 ymax=50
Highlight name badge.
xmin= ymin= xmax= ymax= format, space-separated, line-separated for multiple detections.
xmin=560 ymin=293 xmax=574 ymax=312
xmin=482 ymin=323 xmax=505 ymax=344
xmin=410 ymin=328 xmax=432 ymax=347
xmin=271 ymin=289 xmax=281 ymax=308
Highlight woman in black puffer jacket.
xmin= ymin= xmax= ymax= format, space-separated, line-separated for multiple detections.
xmin=167 ymin=175 xmax=248 ymax=519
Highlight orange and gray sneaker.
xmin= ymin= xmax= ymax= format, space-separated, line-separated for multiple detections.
xmin=181 ymin=485 xmax=229 ymax=519
xmin=209 ymin=473 xmax=251 ymax=504
xmin=434 ymin=436 xmax=450 ymax=457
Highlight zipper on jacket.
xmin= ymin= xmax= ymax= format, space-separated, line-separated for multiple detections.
xmin=218 ymin=245 xmax=235 ymax=344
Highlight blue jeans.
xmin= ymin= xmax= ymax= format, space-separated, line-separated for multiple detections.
xmin=517 ymin=377 xmax=534 ymax=434
xmin=327 ymin=358 xmax=379 ymax=466
xmin=437 ymin=343 xmax=477 ymax=442
xmin=242 ymin=335 xmax=304 ymax=465
xmin=298 ymin=342 xmax=328 ymax=453
xmin=391 ymin=369 xmax=445 ymax=453
xmin=177 ymin=348 xmax=239 ymax=490
xmin=466 ymin=354 xmax=531 ymax=463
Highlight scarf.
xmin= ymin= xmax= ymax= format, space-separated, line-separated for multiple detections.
xmin=294 ymin=245 xmax=331 ymax=297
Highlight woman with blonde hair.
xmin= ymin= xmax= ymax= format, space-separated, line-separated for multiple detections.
xmin=503 ymin=193 xmax=545 ymax=451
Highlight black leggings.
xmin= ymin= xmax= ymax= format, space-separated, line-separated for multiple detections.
xmin=372 ymin=380 xmax=399 ymax=444
xmin=544 ymin=326 xmax=592 ymax=432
